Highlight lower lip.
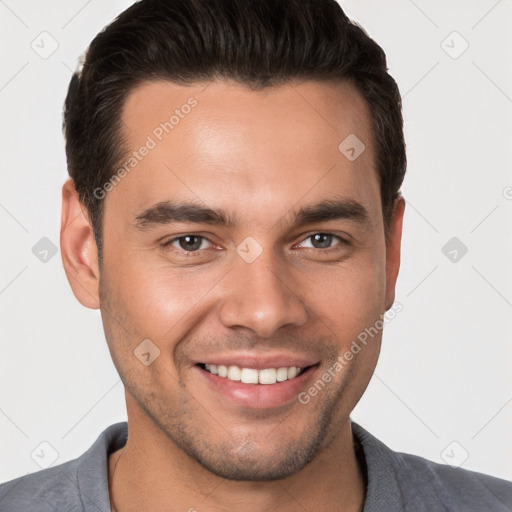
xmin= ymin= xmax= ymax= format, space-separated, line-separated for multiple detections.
xmin=195 ymin=364 xmax=318 ymax=410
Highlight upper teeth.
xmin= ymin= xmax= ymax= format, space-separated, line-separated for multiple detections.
xmin=204 ymin=364 xmax=302 ymax=384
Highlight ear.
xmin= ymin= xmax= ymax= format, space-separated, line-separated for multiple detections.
xmin=384 ymin=194 xmax=406 ymax=310
xmin=60 ymin=179 xmax=100 ymax=309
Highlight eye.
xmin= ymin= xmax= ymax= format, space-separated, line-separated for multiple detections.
xmin=296 ymin=233 xmax=347 ymax=251
xmin=162 ymin=235 xmax=213 ymax=253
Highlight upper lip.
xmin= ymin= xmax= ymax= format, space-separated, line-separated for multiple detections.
xmin=195 ymin=352 xmax=318 ymax=370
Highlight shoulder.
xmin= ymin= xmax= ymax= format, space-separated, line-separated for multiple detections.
xmin=351 ymin=421 xmax=512 ymax=511
xmin=0 ymin=422 xmax=128 ymax=512
xmin=0 ymin=459 xmax=83 ymax=511
xmin=396 ymin=449 xmax=512 ymax=510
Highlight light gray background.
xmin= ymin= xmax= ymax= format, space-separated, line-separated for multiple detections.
xmin=1 ymin=0 xmax=511 ymax=484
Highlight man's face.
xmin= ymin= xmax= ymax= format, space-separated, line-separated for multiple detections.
xmin=97 ymin=79 xmax=399 ymax=480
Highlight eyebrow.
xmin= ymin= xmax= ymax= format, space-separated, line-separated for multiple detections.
xmin=134 ymin=197 xmax=370 ymax=231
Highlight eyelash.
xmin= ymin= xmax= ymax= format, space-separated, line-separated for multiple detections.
xmin=160 ymin=233 xmax=349 ymax=256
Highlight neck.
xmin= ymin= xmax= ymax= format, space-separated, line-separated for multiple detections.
xmin=109 ymin=412 xmax=366 ymax=512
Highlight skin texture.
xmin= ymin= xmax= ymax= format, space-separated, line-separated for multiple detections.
xmin=60 ymin=79 xmax=405 ymax=511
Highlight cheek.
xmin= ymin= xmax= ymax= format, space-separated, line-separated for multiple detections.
xmin=108 ymin=258 xmax=227 ymax=342
xmin=306 ymin=250 xmax=387 ymax=326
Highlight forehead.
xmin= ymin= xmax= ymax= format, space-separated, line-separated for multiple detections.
xmin=108 ymin=79 xmax=381 ymax=230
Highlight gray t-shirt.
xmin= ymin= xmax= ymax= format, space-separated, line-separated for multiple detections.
xmin=1 ymin=420 xmax=511 ymax=511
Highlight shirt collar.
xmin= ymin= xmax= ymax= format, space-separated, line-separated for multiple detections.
xmin=351 ymin=419 xmax=405 ymax=511
xmin=76 ymin=421 xmax=128 ymax=511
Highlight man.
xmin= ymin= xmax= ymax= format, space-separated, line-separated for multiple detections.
xmin=1 ymin=0 xmax=511 ymax=510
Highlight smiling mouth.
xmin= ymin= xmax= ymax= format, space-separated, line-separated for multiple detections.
xmin=198 ymin=363 xmax=311 ymax=384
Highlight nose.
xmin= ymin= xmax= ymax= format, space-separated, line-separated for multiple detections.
xmin=218 ymin=251 xmax=309 ymax=338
